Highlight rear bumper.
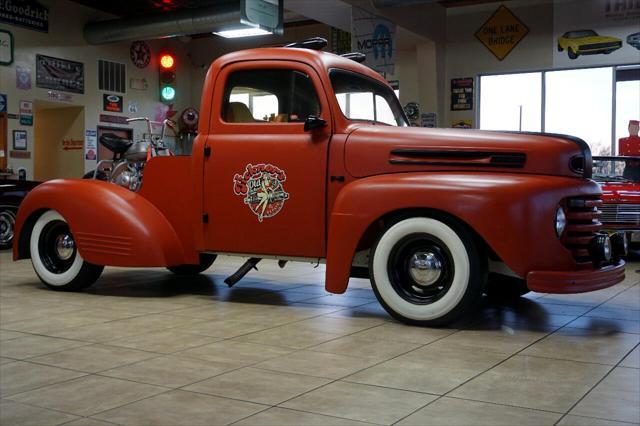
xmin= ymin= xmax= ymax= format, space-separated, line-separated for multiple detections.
xmin=527 ymin=261 xmax=625 ymax=294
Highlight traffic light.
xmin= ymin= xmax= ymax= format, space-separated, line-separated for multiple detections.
xmin=159 ymin=53 xmax=176 ymax=103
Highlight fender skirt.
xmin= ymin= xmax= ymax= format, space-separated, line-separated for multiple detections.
xmin=13 ymin=179 xmax=188 ymax=267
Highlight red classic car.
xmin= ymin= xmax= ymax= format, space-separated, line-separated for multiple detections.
xmin=0 ymin=179 xmax=40 ymax=250
xmin=593 ymin=156 xmax=640 ymax=250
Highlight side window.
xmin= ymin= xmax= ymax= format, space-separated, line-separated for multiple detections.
xmin=223 ymin=69 xmax=321 ymax=123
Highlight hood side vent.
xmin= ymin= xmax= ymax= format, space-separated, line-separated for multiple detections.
xmin=389 ymin=149 xmax=526 ymax=168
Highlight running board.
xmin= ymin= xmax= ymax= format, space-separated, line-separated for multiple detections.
xmin=224 ymin=258 xmax=261 ymax=287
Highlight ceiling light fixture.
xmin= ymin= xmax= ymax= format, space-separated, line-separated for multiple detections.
xmin=213 ymin=28 xmax=272 ymax=39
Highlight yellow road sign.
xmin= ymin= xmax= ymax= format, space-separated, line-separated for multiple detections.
xmin=475 ymin=5 xmax=529 ymax=61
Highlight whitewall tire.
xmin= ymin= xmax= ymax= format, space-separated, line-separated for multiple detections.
xmin=369 ymin=217 xmax=485 ymax=326
xmin=30 ymin=210 xmax=103 ymax=291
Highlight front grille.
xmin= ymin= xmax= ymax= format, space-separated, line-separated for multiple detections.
xmin=579 ymin=42 xmax=620 ymax=50
xmin=600 ymin=204 xmax=640 ymax=225
xmin=562 ymin=196 xmax=602 ymax=266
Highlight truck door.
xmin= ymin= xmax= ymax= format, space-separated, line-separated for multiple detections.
xmin=202 ymin=61 xmax=332 ymax=258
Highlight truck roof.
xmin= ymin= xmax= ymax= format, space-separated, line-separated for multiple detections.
xmin=211 ymin=47 xmax=389 ymax=87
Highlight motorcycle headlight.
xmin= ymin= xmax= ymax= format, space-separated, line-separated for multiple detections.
xmin=555 ymin=206 xmax=567 ymax=237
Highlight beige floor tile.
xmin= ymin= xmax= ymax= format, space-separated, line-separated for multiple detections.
xmin=108 ymin=329 xmax=219 ymax=353
xmin=7 ymin=375 xmax=166 ymax=416
xmin=184 ymin=367 xmax=330 ymax=405
xmin=179 ymin=340 xmax=292 ymax=366
xmin=281 ymin=381 xmax=436 ymax=424
xmin=450 ymin=355 xmax=611 ymax=412
xmin=434 ymin=328 xmax=548 ymax=355
xmin=396 ymin=396 xmax=561 ymax=425
xmin=0 ymin=357 xmax=15 ymax=365
xmin=0 ymin=309 xmax=120 ymax=334
xmin=234 ymin=407 xmax=373 ymax=425
xmin=256 ymin=350 xmax=377 ymax=379
xmin=522 ymin=327 xmax=639 ymax=365
xmin=0 ymin=335 xmax=89 ymax=359
xmin=100 ymin=354 xmax=235 ymax=387
xmin=557 ymin=414 xmax=638 ymax=425
xmin=350 ymin=322 xmax=456 ymax=344
xmin=620 ymin=346 xmax=639 ymax=368
xmin=93 ymin=389 xmax=265 ymax=426
xmin=47 ymin=321 xmax=158 ymax=343
xmin=0 ymin=399 xmax=79 ymax=426
xmin=233 ymin=323 xmax=344 ymax=349
xmin=585 ymin=307 xmax=640 ymax=322
xmin=63 ymin=418 xmax=119 ymax=426
xmin=567 ymin=316 xmax=640 ymax=334
xmin=346 ymin=343 xmax=508 ymax=395
xmin=29 ymin=344 xmax=157 ymax=373
xmin=0 ymin=361 xmax=86 ymax=397
xmin=0 ymin=330 xmax=28 ymax=341
xmin=173 ymin=318 xmax=272 ymax=338
xmin=309 ymin=335 xmax=421 ymax=360
xmin=570 ymin=367 xmax=640 ymax=424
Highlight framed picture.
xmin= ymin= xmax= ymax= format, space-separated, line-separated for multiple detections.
xmin=13 ymin=130 xmax=27 ymax=150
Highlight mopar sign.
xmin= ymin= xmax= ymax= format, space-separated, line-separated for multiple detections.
xmin=352 ymin=7 xmax=396 ymax=75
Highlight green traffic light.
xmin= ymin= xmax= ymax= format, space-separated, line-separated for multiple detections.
xmin=161 ymin=86 xmax=176 ymax=101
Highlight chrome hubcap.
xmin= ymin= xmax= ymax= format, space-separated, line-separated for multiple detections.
xmin=55 ymin=234 xmax=75 ymax=260
xmin=408 ymin=251 xmax=442 ymax=286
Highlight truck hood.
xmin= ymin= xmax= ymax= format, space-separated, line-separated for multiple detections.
xmin=344 ymin=126 xmax=589 ymax=179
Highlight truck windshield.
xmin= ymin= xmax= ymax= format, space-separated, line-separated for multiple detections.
xmin=592 ymin=158 xmax=640 ymax=183
xmin=330 ymin=69 xmax=408 ymax=127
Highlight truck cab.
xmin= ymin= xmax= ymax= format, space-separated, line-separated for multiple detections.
xmin=13 ymin=40 xmax=626 ymax=326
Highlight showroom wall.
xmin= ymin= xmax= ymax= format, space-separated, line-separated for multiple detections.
xmin=444 ymin=0 xmax=640 ymax=128
xmin=0 ymin=0 xmax=193 ymax=179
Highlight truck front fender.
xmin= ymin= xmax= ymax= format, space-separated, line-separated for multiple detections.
xmin=325 ymin=172 xmax=601 ymax=294
xmin=13 ymin=179 xmax=187 ymax=267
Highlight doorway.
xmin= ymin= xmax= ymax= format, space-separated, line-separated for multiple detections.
xmin=34 ymin=102 xmax=85 ymax=181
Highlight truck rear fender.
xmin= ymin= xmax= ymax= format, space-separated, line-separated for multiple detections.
xmin=14 ymin=179 xmax=188 ymax=267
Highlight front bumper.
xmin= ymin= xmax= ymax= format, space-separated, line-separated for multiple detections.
xmin=527 ymin=261 xmax=625 ymax=294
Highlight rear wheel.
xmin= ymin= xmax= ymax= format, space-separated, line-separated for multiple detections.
xmin=30 ymin=210 xmax=103 ymax=291
xmin=568 ymin=48 xmax=578 ymax=59
xmin=0 ymin=208 xmax=16 ymax=250
xmin=167 ymin=253 xmax=217 ymax=275
xmin=369 ymin=217 xmax=485 ymax=326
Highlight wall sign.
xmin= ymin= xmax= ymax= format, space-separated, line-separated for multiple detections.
xmin=16 ymin=65 xmax=31 ymax=89
xmin=475 ymin=5 xmax=529 ymax=61
xmin=103 ymin=94 xmax=123 ymax=113
xmin=0 ymin=30 xmax=13 ymax=65
xmin=36 ymin=54 xmax=84 ymax=94
xmin=19 ymin=100 xmax=32 ymax=125
xmin=13 ymin=130 xmax=27 ymax=150
xmin=452 ymin=119 xmax=473 ymax=129
xmin=130 ymin=41 xmax=151 ymax=68
xmin=47 ymin=90 xmax=73 ymax=102
xmin=240 ymin=0 xmax=283 ymax=35
xmin=0 ymin=0 xmax=48 ymax=33
xmin=10 ymin=150 xmax=30 ymax=159
xmin=100 ymin=114 xmax=129 ymax=124
xmin=0 ymin=93 xmax=6 ymax=112
xmin=450 ymin=78 xmax=474 ymax=111
xmin=85 ymin=129 xmax=97 ymax=160
xmin=352 ymin=7 xmax=396 ymax=75
xmin=62 ymin=139 xmax=83 ymax=151
xmin=421 ymin=113 xmax=437 ymax=128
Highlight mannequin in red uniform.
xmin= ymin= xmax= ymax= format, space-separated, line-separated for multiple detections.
xmin=619 ymin=120 xmax=640 ymax=156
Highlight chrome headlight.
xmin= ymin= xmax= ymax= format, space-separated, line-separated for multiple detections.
xmin=555 ymin=206 xmax=567 ymax=237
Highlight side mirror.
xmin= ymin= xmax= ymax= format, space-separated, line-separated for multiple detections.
xmin=304 ymin=115 xmax=327 ymax=132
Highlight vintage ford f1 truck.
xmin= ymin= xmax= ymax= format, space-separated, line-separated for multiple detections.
xmin=13 ymin=39 xmax=626 ymax=326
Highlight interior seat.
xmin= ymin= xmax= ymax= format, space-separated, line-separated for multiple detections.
xmin=226 ymin=102 xmax=256 ymax=123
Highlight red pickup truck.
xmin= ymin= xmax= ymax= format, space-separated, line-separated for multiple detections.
xmin=13 ymin=39 xmax=626 ymax=326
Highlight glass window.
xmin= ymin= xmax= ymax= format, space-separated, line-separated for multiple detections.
xmin=479 ymin=72 xmax=542 ymax=132
xmin=223 ymin=69 xmax=320 ymax=123
xmin=330 ymin=70 xmax=408 ymax=126
xmin=545 ymin=67 xmax=613 ymax=155
xmin=615 ymin=68 xmax=640 ymax=154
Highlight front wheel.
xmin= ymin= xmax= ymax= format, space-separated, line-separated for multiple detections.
xmin=568 ymin=48 xmax=578 ymax=59
xmin=167 ymin=253 xmax=217 ymax=275
xmin=0 ymin=208 xmax=17 ymax=250
xmin=30 ymin=210 xmax=103 ymax=291
xmin=369 ymin=217 xmax=485 ymax=326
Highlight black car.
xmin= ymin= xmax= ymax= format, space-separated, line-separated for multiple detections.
xmin=0 ymin=179 xmax=40 ymax=249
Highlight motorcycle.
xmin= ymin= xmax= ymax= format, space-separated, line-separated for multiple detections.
xmin=83 ymin=117 xmax=176 ymax=191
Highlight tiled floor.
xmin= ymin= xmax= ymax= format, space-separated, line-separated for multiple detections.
xmin=0 ymin=251 xmax=638 ymax=426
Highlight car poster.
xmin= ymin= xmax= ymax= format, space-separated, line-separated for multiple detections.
xmin=554 ymin=0 xmax=640 ymax=67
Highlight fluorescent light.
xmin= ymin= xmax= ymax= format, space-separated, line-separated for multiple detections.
xmin=213 ymin=28 xmax=271 ymax=38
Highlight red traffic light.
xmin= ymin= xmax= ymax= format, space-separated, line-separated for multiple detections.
xmin=160 ymin=53 xmax=175 ymax=69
